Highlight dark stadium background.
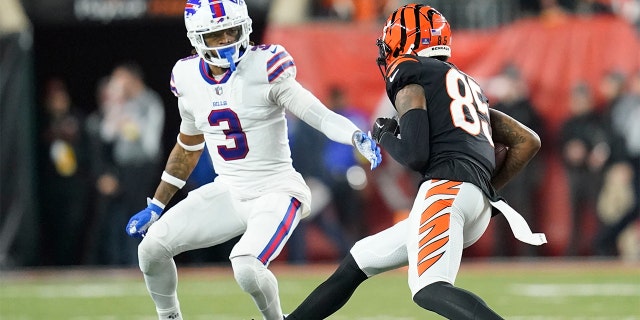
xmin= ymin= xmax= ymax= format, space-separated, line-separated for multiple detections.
xmin=3 ymin=0 xmax=638 ymax=267
xmin=25 ymin=0 xmax=269 ymax=156
xmin=11 ymin=0 xmax=270 ymax=265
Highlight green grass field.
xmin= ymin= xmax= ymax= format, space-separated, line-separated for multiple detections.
xmin=1 ymin=259 xmax=638 ymax=319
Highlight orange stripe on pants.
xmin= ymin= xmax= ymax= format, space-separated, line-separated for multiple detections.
xmin=416 ymin=181 xmax=461 ymax=276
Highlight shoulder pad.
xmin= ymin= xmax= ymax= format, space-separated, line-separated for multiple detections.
xmin=170 ymin=54 xmax=199 ymax=97
xmin=385 ymin=55 xmax=421 ymax=80
xmin=241 ymin=44 xmax=296 ymax=84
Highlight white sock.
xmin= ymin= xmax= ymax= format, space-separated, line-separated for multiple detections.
xmin=157 ymin=306 xmax=182 ymax=320
xmin=141 ymin=258 xmax=182 ymax=319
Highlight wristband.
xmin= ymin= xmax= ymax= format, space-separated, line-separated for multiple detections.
xmin=149 ymin=197 xmax=166 ymax=210
xmin=161 ymin=171 xmax=186 ymax=189
xmin=177 ymin=134 xmax=205 ymax=152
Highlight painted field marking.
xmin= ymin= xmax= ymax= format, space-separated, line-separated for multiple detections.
xmin=510 ymin=283 xmax=640 ymax=297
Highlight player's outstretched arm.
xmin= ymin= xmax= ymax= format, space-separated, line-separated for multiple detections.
xmin=270 ymin=78 xmax=381 ymax=169
xmin=125 ymin=133 xmax=204 ymax=238
xmin=489 ymin=109 xmax=541 ymax=190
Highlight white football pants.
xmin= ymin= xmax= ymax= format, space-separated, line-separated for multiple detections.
xmin=138 ymin=176 xmax=309 ymax=320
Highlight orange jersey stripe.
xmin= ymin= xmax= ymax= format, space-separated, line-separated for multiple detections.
xmin=386 ymin=56 xmax=419 ymax=78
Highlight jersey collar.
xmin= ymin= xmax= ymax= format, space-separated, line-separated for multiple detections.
xmin=199 ymin=58 xmax=232 ymax=85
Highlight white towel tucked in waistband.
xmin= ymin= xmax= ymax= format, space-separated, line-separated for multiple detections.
xmin=490 ymin=200 xmax=547 ymax=246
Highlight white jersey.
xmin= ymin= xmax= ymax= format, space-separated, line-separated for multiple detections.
xmin=170 ymin=44 xmax=359 ymax=205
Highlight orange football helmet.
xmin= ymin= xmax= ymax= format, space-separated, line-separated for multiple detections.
xmin=376 ymin=4 xmax=452 ymax=74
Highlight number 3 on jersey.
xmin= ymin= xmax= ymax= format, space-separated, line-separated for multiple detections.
xmin=208 ymin=108 xmax=249 ymax=160
xmin=445 ymin=69 xmax=494 ymax=146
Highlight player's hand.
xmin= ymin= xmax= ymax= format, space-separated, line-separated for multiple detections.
xmin=353 ymin=130 xmax=382 ymax=170
xmin=125 ymin=198 xmax=164 ymax=239
xmin=371 ymin=117 xmax=399 ymax=143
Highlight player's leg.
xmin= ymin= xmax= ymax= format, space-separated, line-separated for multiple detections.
xmin=285 ymin=254 xmax=364 ymax=320
xmin=408 ymin=180 xmax=502 ymax=319
xmin=287 ymin=219 xmax=410 ymax=320
xmin=413 ymin=281 xmax=502 ymax=319
xmin=138 ymin=181 xmax=245 ymax=320
xmin=230 ymin=193 xmax=305 ymax=320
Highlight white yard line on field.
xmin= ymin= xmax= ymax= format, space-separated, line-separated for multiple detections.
xmin=510 ymin=283 xmax=640 ymax=297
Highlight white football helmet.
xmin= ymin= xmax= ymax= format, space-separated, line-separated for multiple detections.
xmin=184 ymin=0 xmax=252 ymax=71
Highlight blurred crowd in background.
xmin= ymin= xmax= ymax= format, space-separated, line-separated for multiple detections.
xmin=1 ymin=0 xmax=639 ymax=268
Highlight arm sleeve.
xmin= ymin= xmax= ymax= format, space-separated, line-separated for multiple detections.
xmin=380 ymin=108 xmax=431 ymax=172
xmin=270 ymin=77 xmax=359 ymax=145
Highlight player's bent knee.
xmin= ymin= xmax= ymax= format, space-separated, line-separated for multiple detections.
xmin=138 ymin=236 xmax=172 ymax=273
xmin=230 ymin=255 xmax=265 ymax=294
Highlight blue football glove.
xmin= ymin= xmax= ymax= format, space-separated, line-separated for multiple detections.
xmin=125 ymin=198 xmax=164 ymax=239
xmin=353 ymin=130 xmax=382 ymax=170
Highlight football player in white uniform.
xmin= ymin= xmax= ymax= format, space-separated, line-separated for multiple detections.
xmin=124 ymin=1 xmax=381 ymax=320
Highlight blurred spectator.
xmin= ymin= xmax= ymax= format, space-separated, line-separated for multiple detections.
xmin=539 ymin=0 xmax=570 ymax=26
xmin=488 ymin=65 xmax=546 ymax=257
xmin=83 ymin=76 xmax=114 ymax=265
xmin=596 ymin=71 xmax=629 ymax=172
xmin=369 ymin=93 xmax=421 ymax=231
xmin=322 ymin=86 xmax=370 ymax=243
xmin=594 ymin=70 xmax=640 ymax=257
xmin=37 ymin=77 xmax=89 ymax=266
xmin=592 ymin=71 xmax=631 ymax=256
xmin=308 ymin=0 xmax=394 ymax=21
xmin=559 ymin=82 xmax=611 ymax=256
xmin=371 ymin=151 xmax=422 ymax=224
xmin=598 ymin=70 xmax=628 ymax=155
xmin=575 ymin=0 xmax=614 ymax=14
xmin=87 ymin=62 xmax=165 ymax=266
xmin=287 ymin=116 xmax=352 ymax=263
xmin=611 ymin=0 xmax=640 ymax=32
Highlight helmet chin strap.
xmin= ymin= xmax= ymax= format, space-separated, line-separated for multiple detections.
xmin=218 ymin=46 xmax=237 ymax=72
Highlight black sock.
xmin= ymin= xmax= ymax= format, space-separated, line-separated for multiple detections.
xmin=413 ymin=281 xmax=504 ymax=320
xmin=286 ymin=253 xmax=367 ymax=320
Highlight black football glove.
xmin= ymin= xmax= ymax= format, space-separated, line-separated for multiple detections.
xmin=371 ymin=117 xmax=399 ymax=143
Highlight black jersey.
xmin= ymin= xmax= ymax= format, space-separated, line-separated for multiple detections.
xmin=385 ymin=55 xmax=498 ymax=200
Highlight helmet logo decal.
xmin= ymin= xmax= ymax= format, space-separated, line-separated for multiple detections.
xmin=185 ymin=0 xmax=201 ymax=18
xmin=421 ymin=38 xmax=430 ymax=45
xmin=186 ymin=0 xmax=252 ymax=69
xmin=210 ymin=1 xmax=226 ymax=18
xmin=431 ymin=29 xmax=441 ymax=36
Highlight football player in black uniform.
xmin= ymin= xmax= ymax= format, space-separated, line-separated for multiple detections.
xmin=286 ymin=4 xmax=544 ymax=320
